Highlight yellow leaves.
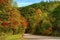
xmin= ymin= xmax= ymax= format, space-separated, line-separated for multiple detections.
xmin=35 ymin=9 xmax=42 ymax=14
xmin=0 ymin=0 xmax=29 ymax=35
xmin=0 ymin=0 xmax=28 ymax=29
xmin=34 ymin=9 xmax=43 ymax=19
xmin=0 ymin=10 xmax=2 ymax=13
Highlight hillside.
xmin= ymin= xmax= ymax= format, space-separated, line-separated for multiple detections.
xmin=18 ymin=1 xmax=60 ymax=36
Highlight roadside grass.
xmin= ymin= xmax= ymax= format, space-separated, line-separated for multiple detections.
xmin=0 ymin=33 xmax=24 ymax=40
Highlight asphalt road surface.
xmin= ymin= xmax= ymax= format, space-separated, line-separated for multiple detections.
xmin=23 ymin=34 xmax=60 ymax=40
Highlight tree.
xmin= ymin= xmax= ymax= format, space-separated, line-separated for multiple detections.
xmin=0 ymin=0 xmax=28 ymax=35
xmin=51 ymin=5 xmax=60 ymax=36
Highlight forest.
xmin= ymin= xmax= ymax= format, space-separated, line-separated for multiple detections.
xmin=18 ymin=1 xmax=60 ymax=36
xmin=0 ymin=0 xmax=60 ymax=40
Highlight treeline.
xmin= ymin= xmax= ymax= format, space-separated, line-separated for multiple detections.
xmin=18 ymin=1 xmax=60 ymax=36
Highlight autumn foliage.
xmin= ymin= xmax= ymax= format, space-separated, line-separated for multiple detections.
xmin=18 ymin=1 xmax=60 ymax=36
xmin=0 ymin=0 xmax=28 ymax=35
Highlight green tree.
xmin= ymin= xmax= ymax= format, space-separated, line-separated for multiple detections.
xmin=51 ymin=5 xmax=60 ymax=36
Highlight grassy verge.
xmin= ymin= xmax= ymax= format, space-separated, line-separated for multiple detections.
xmin=0 ymin=33 xmax=24 ymax=40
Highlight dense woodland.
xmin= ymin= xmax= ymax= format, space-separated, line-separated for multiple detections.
xmin=18 ymin=1 xmax=60 ymax=36
xmin=0 ymin=0 xmax=60 ymax=37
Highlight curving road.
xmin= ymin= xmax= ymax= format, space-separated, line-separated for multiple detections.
xmin=23 ymin=34 xmax=60 ymax=40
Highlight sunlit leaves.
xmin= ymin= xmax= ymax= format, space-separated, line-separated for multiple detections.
xmin=0 ymin=0 xmax=28 ymax=35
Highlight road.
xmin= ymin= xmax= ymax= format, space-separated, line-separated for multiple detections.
xmin=23 ymin=34 xmax=60 ymax=40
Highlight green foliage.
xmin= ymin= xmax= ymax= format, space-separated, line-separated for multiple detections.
xmin=18 ymin=1 xmax=60 ymax=36
xmin=0 ymin=0 xmax=27 ymax=36
xmin=51 ymin=5 xmax=60 ymax=36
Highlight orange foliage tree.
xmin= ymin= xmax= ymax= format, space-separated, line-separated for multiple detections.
xmin=0 ymin=0 xmax=28 ymax=35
